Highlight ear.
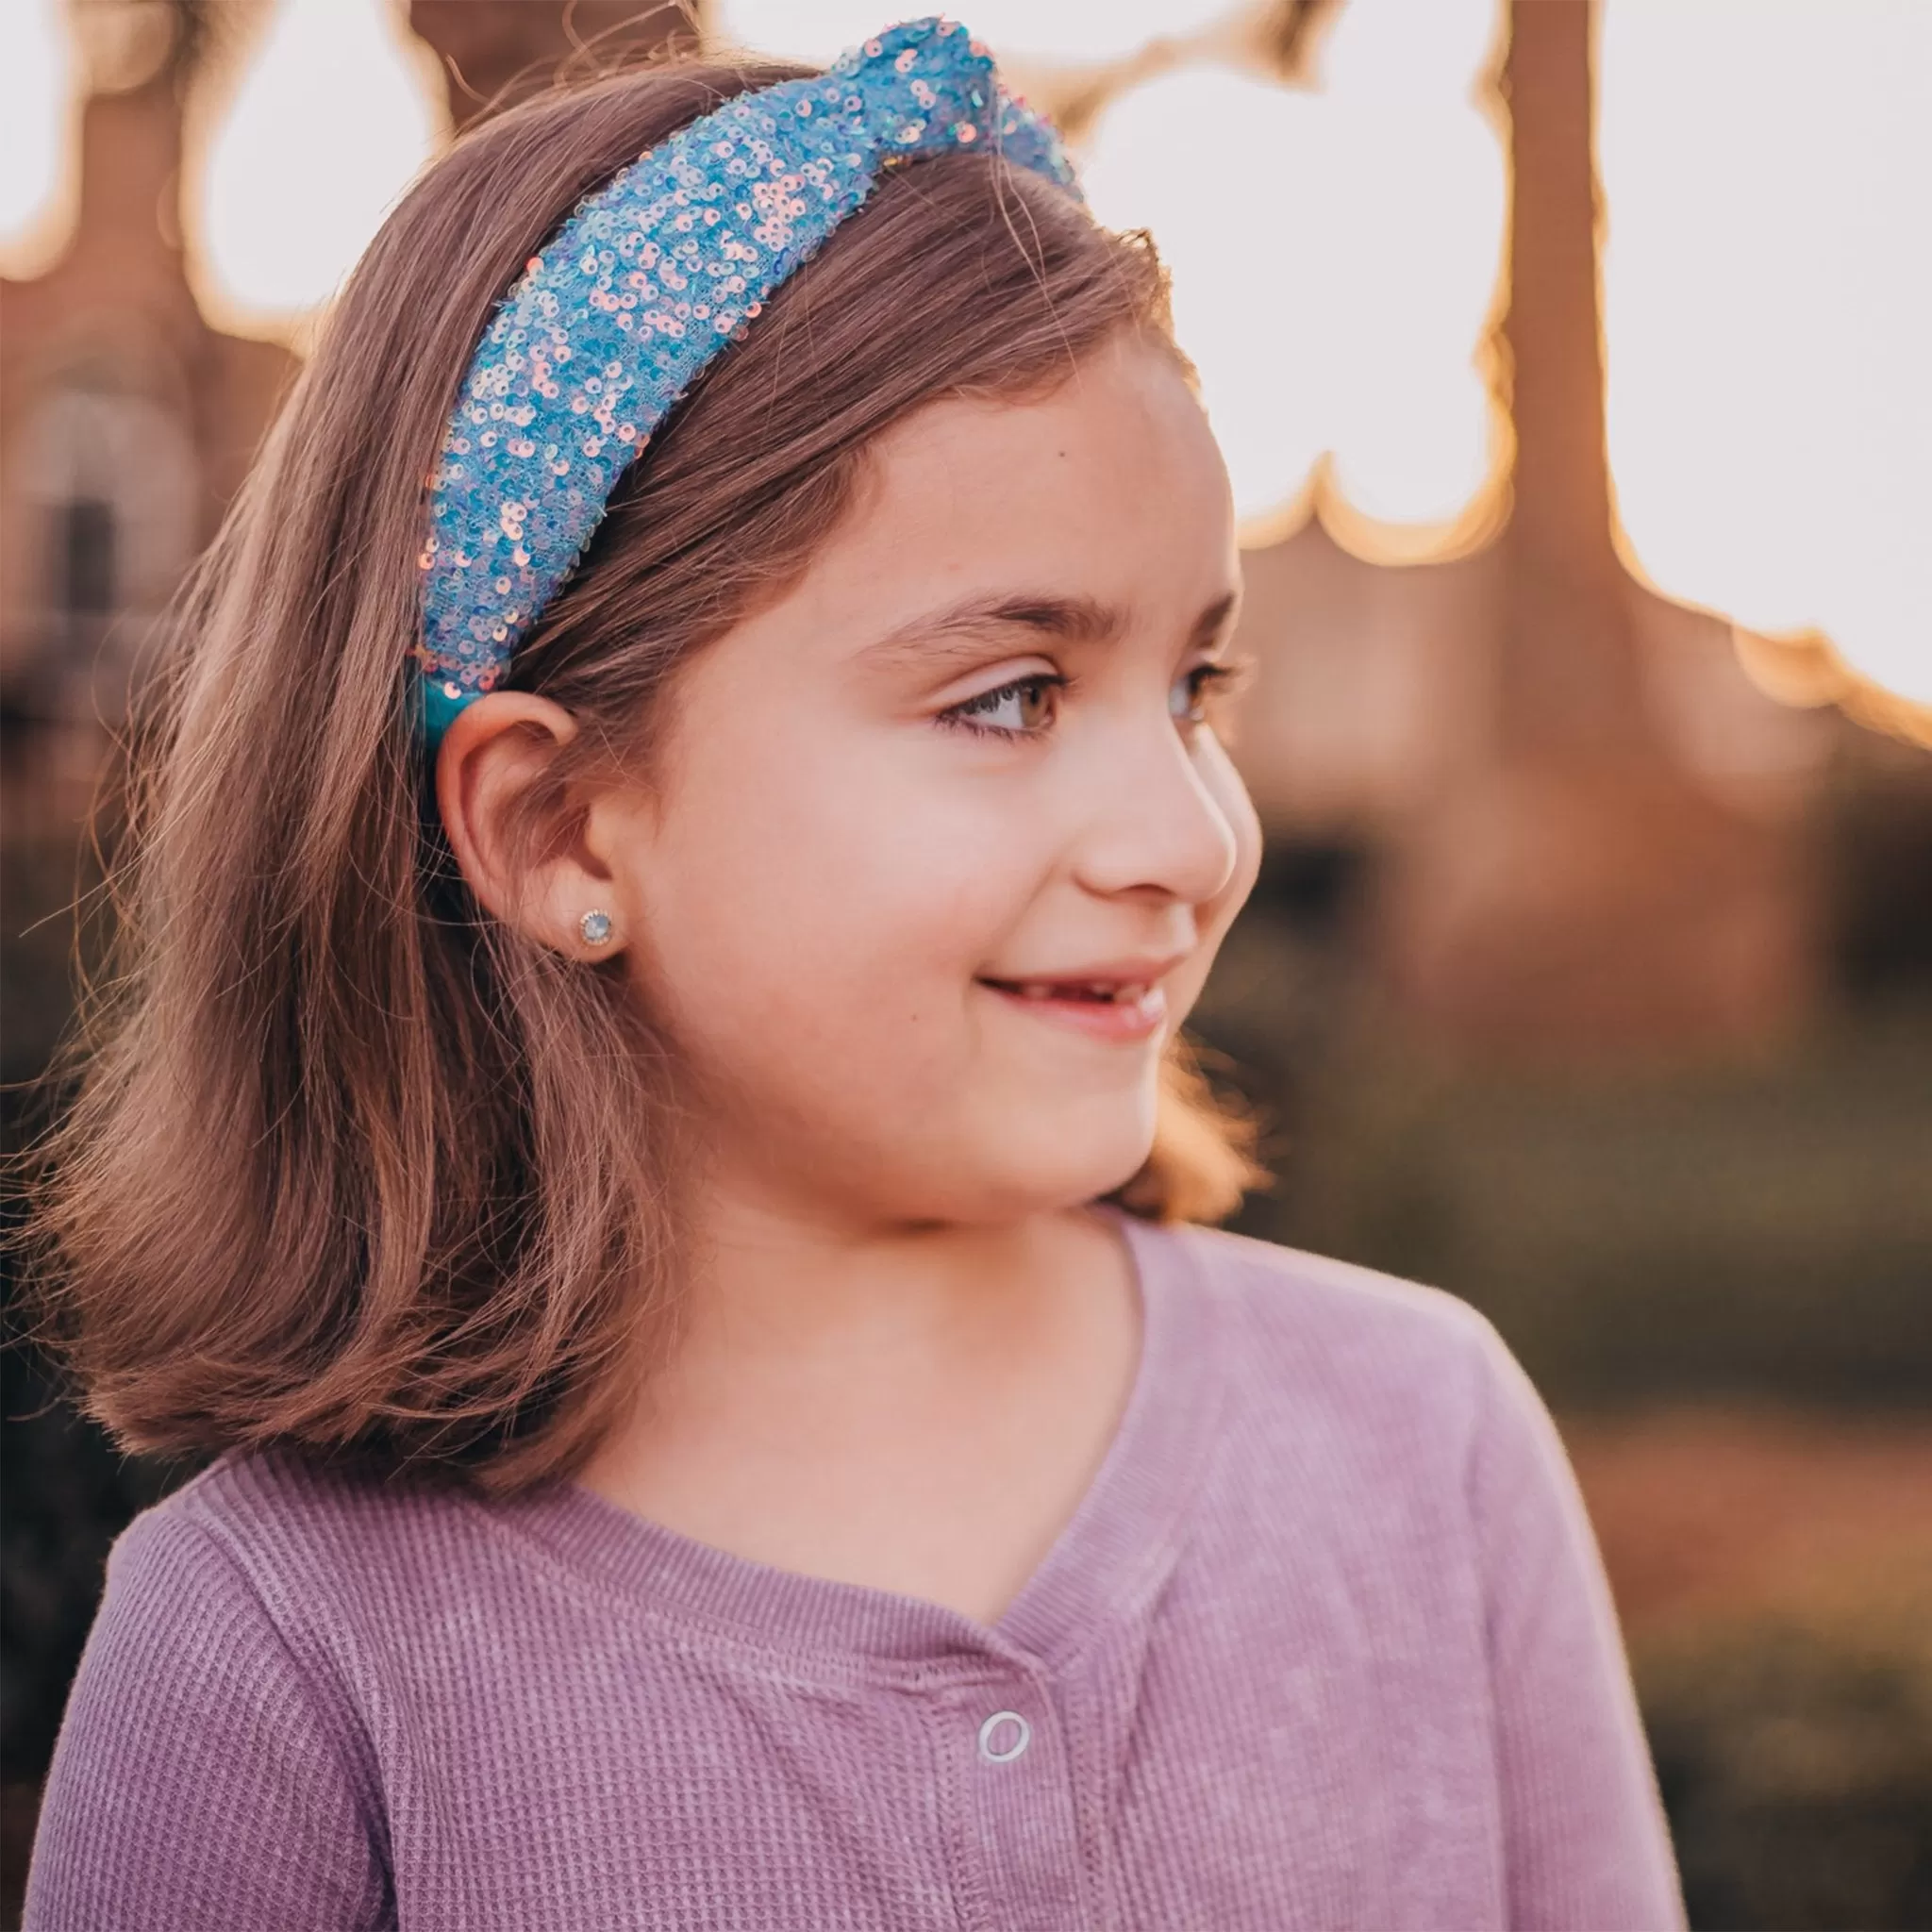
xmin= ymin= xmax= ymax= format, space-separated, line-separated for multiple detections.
xmin=434 ymin=692 xmax=620 ymax=959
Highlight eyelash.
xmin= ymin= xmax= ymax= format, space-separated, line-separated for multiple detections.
xmin=1174 ymin=659 xmax=1250 ymax=728
xmin=935 ymin=661 xmax=1250 ymax=741
xmin=936 ymin=673 xmax=1071 ymax=740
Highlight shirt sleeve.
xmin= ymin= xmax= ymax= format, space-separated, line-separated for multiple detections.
xmin=25 ymin=1504 xmax=391 ymax=1932
xmin=1463 ymin=1318 xmax=1689 ymax=1931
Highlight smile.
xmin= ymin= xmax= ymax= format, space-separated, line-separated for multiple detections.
xmin=976 ymin=976 xmax=1170 ymax=1042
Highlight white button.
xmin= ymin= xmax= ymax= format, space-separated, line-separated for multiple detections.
xmin=977 ymin=1709 xmax=1031 ymax=1763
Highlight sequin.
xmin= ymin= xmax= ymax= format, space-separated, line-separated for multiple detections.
xmin=413 ymin=16 xmax=1078 ymax=746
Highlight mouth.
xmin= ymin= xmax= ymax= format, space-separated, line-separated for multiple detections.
xmin=974 ymin=973 xmax=1173 ymax=1043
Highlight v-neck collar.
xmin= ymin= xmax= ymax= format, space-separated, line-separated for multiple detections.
xmin=484 ymin=1211 xmax=1224 ymax=1686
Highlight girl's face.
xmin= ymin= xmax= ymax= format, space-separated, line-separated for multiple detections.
xmin=592 ymin=331 xmax=1261 ymax=1227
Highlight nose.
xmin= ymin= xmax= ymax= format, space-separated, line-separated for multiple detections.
xmin=1069 ymin=716 xmax=1243 ymax=909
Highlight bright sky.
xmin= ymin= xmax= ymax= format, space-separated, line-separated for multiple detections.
xmin=0 ymin=0 xmax=76 ymax=279
xmin=1 ymin=0 xmax=1924 ymax=704
xmin=1599 ymin=0 xmax=1932 ymax=704
xmin=716 ymin=0 xmax=1236 ymax=65
xmin=189 ymin=0 xmax=447 ymax=326
xmin=716 ymin=0 xmax=1507 ymax=543
xmin=1079 ymin=0 xmax=1507 ymax=543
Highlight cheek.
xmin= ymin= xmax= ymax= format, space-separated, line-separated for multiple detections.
xmin=630 ymin=724 xmax=1041 ymax=1061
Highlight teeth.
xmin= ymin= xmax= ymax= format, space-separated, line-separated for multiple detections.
xmin=1004 ymin=980 xmax=1149 ymax=1003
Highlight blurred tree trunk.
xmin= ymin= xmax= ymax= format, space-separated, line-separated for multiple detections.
xmin=1492 ymin=0 xmax=1654 ymax=761
xmin=1378 ymin=0 xmax=1809 ymax=1061
xmin=409 ymin=3 xmax=691 ymax=130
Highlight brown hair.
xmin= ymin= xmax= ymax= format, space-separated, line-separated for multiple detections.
xmin=23 ymin=56 xmax=1261 ymax=1495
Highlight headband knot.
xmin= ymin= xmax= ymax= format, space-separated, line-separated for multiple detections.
xmin=414 ymin=16 xmax=1078 ymax=744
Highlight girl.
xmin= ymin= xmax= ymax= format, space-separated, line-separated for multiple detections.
xmin=24 ymin=20 xmax=1683 ymax=1928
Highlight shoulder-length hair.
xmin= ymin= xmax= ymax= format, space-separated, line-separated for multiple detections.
xmin=23 ymin=56 xmax=1261 ymax=1495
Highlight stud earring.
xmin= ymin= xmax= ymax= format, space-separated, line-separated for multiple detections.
xmin=578 ymin=908 xmax=614 ymax=947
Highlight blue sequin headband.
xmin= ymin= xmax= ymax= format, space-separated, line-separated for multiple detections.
xmin=414 ymin=15 xmax=1080 ymax=745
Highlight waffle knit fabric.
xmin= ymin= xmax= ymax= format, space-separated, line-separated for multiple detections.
xmin=25 ymin=1217 xmax=1686 ymax=1929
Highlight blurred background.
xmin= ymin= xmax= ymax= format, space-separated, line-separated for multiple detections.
xmin=2 ymin=0 xmax=1928 ymax=1924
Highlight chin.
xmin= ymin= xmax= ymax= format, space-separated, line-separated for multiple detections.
xmin=969 ymin=1107 xmax=1158 ymax=1220
xmin=821 ymin=1075 xmax=1161 ymax=1225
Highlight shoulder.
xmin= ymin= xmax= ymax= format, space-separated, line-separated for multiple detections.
xmin=1135 ymin=1221 xmax=1602 ymax=1602
xmin=63 ymin=1458 xmax=391 ymax=1769
xmin=86 ymin=1448 xmax=542 ymax=1771
xmin=31 ymin=1455 xmax=399 ymax=1926
xmin=148 ymin=1441 xmax=466 ymax=1553
xmin=112 ymin=1445 xmax=498 ymax=1664
xmin=1130 ymin=1217 xmax=1567 ymax=1512
xmin=1147 ymin=1219 xmax=1511 ymax=1412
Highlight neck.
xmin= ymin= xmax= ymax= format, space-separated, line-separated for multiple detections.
xmin=673 ymin=1184 xmax=1116 ymax=1388
xmin=574 ymin=1174 xmax=1143 ymax=1622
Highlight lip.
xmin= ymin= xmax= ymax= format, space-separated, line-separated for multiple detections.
xmin=975 ymin=956 xmax=1186 ymax=1044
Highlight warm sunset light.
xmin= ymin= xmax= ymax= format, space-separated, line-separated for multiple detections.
xmin=0 ymin=0 xmax=79 ymax=279
xmin=712 ymin=0 xmax=1237 ymax=66
xmin=1082 ymin=0 xmax=1507 ymax=550
xmin=1598 ymin=0 xmax=1932 ymax=705
xmin=6 ymin=0 xmax=1924 ymax=711
xmin=713 ymin=0 xmax=1509 ymax=558
xmin=187 ymin=0 xmax=445 ymax=343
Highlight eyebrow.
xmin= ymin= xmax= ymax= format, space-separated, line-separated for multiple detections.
xmin=858 ymin=590 xmax=1239 ymax=671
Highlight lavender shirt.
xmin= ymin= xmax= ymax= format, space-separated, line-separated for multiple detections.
xmin=26 ymin=1219 xmax=1685 ymax=1929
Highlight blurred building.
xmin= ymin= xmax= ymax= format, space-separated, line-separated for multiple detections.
xmin=0 ymin=3 xmax=293 ymax=837
xmin=0 ymin=0 xmax=683 ymax=836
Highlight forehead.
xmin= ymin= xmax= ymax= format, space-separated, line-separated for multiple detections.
xmin=780 ymin=334 xmax=1237 ymax=646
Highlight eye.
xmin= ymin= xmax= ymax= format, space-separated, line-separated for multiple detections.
xmin=938 ymin=673 xmax=1065 ymax=739
xmin=1171 ymin=658 xmax=1250 ymax=731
